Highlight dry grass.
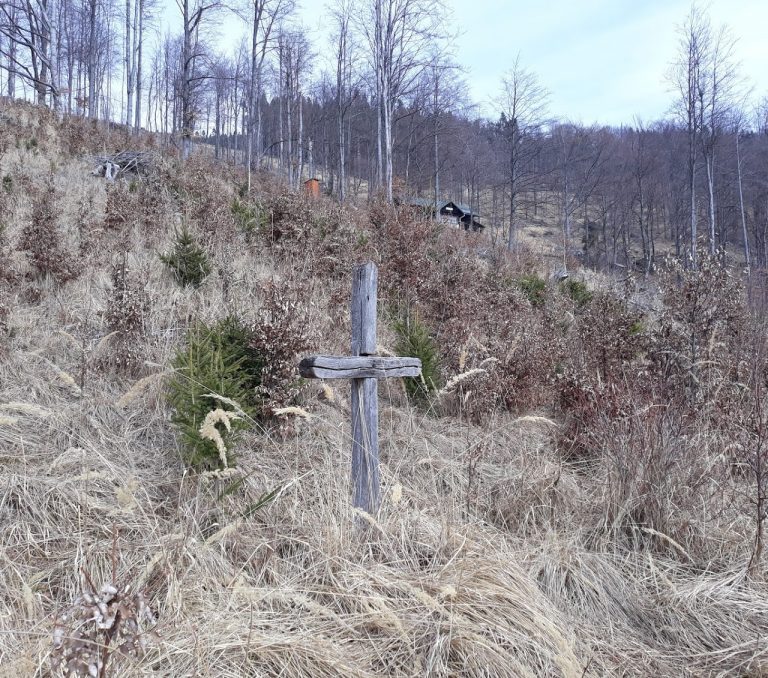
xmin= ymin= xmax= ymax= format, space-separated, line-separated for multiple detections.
xmin=2 ymin=102 xmax=768 ymax=677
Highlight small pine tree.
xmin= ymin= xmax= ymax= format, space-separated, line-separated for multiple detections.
xmin=394 ymin=309 xmax=441 ymax=406
xmin=231 ymin=197 xmax=266 ymax=241
xmin=167 ymin=318 xmax=258 ymax=470
xmin=160 ymin=226 xmax=211 ymax=288
xmin=518 ymin=274 xmax=547 ymax=307
xmin=560 ymin=279 xmax=593 ymax=309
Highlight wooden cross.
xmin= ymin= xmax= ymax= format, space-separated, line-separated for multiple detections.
xmin=298 ymin=262 xmax=422 ymax=515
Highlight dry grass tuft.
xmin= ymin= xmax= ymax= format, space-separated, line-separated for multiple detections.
xmin=198 ymin=407 xmax=243 ymax=467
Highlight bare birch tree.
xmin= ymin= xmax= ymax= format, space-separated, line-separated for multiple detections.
xmin=670 ymin=6 xmax=709 ymax=268
xmin=359 ymin=0 xmax=446 ymax=203
xmin=700 ymin=23 xmax=740 ymax=255
xmin=495 ymin=56 xmax=548 ymax=250
xmin=330 ymin=0 xmax=357 ymax=202
xmin=242 ymin=0 xmax=293 ymax=189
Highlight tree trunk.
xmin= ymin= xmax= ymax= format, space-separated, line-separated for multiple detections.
xmin=297 ymin=91 xmax=303 ymax=185
xmin=736 ymin=130 xmax=751 ymax=270
xmin=6 ymin=6 xmax=16 ymax=98
xmin=433 ymin=82 xmax=439 ymax=211
xmin=125 ymin=0 xmax=133 ymax=127
xmin=180 ymin=0 xmax=193 ymax=160
xmin=134 ymin=0 xmax=144 ymax=131
xmin=705 ymin=152 xmax=716 ymax=254
xmin=383 ymin=91 xmax=393 ymax=203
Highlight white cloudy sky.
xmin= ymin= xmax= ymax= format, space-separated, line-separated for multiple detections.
xmin=170 ymin=0 xmax=768 ymax=126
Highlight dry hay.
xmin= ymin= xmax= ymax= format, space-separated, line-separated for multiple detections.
xmin=3 ymin=346 xmax=768 ymax=676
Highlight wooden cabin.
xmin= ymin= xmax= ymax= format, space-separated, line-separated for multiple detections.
xmin=402 ymin=197 xmax=485 ymax=232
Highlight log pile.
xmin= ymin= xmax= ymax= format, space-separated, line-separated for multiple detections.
xmin=91 ymin=150 xmax=156 ymax=181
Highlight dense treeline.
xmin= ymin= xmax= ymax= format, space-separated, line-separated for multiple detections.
xmin=1 ymin=1 xmax=767 ymax=270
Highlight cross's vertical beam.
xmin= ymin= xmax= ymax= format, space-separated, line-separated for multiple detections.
xmin=350 ymin=262 xmax=380 ymax=515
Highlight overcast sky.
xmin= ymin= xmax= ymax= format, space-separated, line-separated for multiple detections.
xmin=288 ymin=0 xmax=768 ymax=126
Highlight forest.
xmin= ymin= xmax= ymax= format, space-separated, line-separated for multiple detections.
xmin=2 ymin=1 xmax=768 ymax=270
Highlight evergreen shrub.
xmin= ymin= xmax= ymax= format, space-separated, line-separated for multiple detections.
xmin=167 ymin=316 xmax=259 ymax=470
xmin=160 ymin=226 xmax=211 ymax=288
xmin=394 ymin=309 xmax=441 ymax=406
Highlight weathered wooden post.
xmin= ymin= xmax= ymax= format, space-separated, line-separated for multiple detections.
xmin=299 ymin=262 xmax=422 ymax=515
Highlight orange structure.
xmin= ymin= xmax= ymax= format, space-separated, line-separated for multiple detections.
xmin=304 ymin=178 xmax=321 ymax=199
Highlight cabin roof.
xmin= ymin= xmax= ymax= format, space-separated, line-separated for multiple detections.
xmin=403 ymin=197 xmax=481 ymax=220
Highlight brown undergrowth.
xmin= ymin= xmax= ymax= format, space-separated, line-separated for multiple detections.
xmin=1 ymin=102 xmax=768 ymax=677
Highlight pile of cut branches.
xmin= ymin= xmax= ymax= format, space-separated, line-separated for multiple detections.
xmin=91 ymin=151 xmax=157 ymax=181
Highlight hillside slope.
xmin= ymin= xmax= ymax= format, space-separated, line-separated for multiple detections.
xmin=1 ymin=102 xmax=767 ymax=677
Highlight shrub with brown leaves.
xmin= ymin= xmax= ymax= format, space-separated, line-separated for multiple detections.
xmin=137 ymin=179 xmax=172 ymax=242
xmin=19 ymin=174 xmax=76 ymax=284
xmin=99 ymin=260 xmax=148 ymax=375
xmin=172 ymin=158 xmax=235 ymax=239
xmin=104 ymin=181 xmax=137 ymax=232
xmin=262 ymin=193 xmax=315 ymax=246
xmin=652 ymin=253 xmax=750 ymax=414
xmin=76 ymin=194 xmax=102 ymax=256
xmin=250 ymin=281 xmax=314 ymax=414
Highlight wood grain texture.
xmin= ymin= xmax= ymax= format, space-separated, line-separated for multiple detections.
xmin=351 ymin=377 xmax=379 ymax=514
xmin=351 ymin=262 xmax=377 ymax=357
xmin=298 ymin=355 xmax=422 ymax=380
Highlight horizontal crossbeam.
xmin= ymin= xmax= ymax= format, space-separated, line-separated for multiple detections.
xmin=299 ymin=355 xmax=422 ymax=380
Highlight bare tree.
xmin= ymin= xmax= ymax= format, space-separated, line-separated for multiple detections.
xmin=176 ymin=0 xmax=220 ymax=159
xmin=0 ymin=0 xmax=62 ymax=109
xmin=3 ymin=4 xmax=17 ymax=98
xmin=277 ymin=27 xmax=311 ymax=188
xmin=242 ymin=0 xmax=293 ymax=189
xmin=359 ymin=0 xmax=446 ymax=202
xmin=727 ymin=106 xmax=754 ymax=270
xmin=700 ymin=23 xmax=741 ymax=255
xmin=670 ymin=5 xmax=710 ymax=267
xmin=495 ymin=56 xmax=548 ymax=250
xmin=132 ymin=0 xmax=159 ymax=130
xmin=422 ymin=54 xmax=465 ymax=209
xmin=329 ymin=0 xmax=357 ymax=202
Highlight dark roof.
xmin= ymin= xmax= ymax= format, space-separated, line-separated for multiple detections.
xmin=461 ymin=213 xmax=485 ymax=230
xmin=439 ymin=200 xmax=478 ymax=217
xmin=404 ymin=197 xmax=482 ymax=220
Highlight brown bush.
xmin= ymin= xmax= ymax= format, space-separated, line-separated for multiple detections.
xmin=98 ymin=259 xmax=148 ymax=375
xmin=651 ymin=253 xmax=750 ymax=416
xmin=76 ymin=194 xmax=101 ymax=256
xmin=60 ymin=116 xmax=106 ymax=156
xmin=137 ymin=178 xmax=172 ymax=241
xmin=374 ymin=205 xmax=443 ymax=306
xmin=262 ymin=193 xmax=315 ymax=245
xmin=172 ymin=158 xmax=235 ymax=239
xmin=19 ymin=174 xmax=76 ymax=284
xmin=104 ymin=181 xmax=137 ymax=231
xmin=250 ymin=280 xmax=314 ymax=415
